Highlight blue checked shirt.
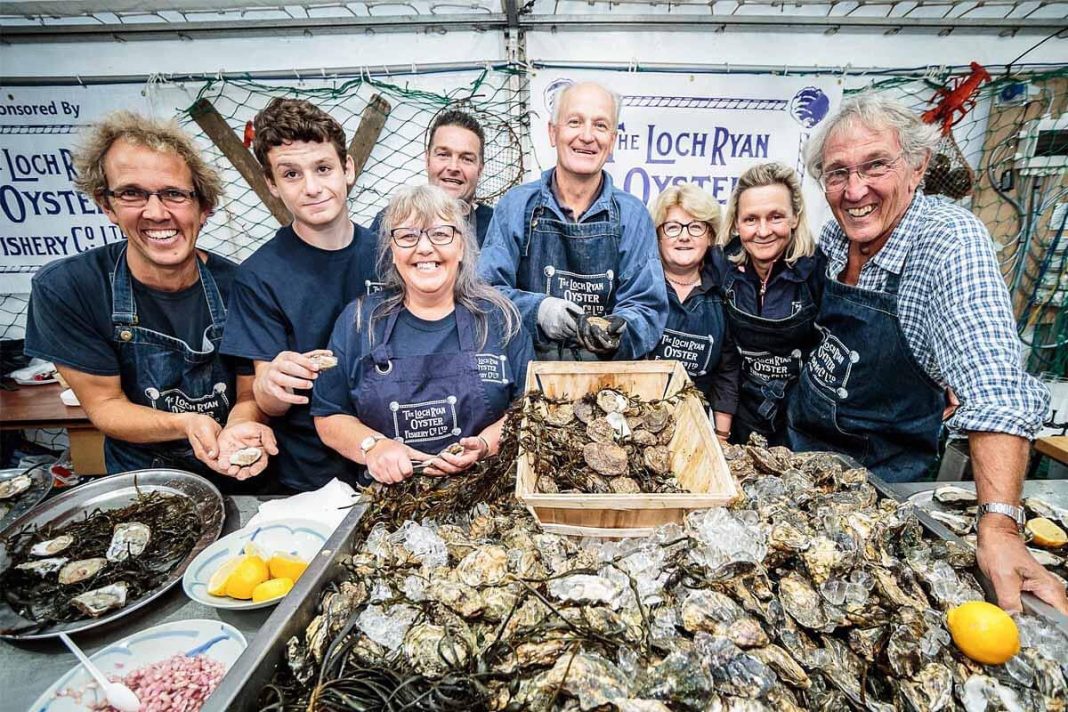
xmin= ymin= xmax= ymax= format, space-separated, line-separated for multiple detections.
xmin=819 ymin=191 xmax=1050 ymax=439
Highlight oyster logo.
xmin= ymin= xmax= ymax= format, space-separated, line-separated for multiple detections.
xmin=144 ymin=382 xmax=229 ymax=421
xmin=654 ymin=329 xmax=714 ymax=377
xmin=476 ymin=353 xmax=509 ymax=385
xmin=790 ymin=87 xmax=830 ymax=129
xmin=741 ymin=348 xmax=803 ymax=382
xmin=544 ymin=265 xmax=614 ymax=316
xmin=807 ymin=328 xmax=859 ymax=399
xmin=391 ymin=396 xmax=461 ymax=444
xmin=544 ymin=77 xmax=575 ymax=119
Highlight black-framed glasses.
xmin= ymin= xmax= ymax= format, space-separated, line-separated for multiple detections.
xmin=390 ymin=225 xmax=459 ymax=248
xmin=104 ymin=187 xmax=198 ymax=207
xmin=819 ymin=154 xmax=903 ymax=193
xmin=659 ymin=221 xmax=710 ymax=239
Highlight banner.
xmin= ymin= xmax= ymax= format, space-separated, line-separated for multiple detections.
xmin=0 ymin=85 xmax=150 ymax=293
xmin=528 ymin=70 xmax=843 ymax=232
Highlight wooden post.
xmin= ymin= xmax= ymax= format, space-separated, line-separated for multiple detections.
xmin=348 ymin=94 xmax=392 ymax=179
xmin=188 ymin=98 xmax=291 ymax=226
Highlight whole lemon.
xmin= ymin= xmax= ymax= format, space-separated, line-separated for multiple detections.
xmin=946 ymin=601 xmax=1020 ymax=665
xmin=268 ymin=552 xmax=308 ymax=582
xmin=252 ymin=577 xmax=294 ymax=603
xmin=224 ymin=555 xmax=270 ymax=600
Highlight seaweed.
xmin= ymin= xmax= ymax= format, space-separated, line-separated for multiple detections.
xmin=0 ymin=489 xmax=202 ymax=633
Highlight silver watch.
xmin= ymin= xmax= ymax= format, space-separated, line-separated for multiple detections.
xmin=976 ymin=502 xmax=1026 ymax=533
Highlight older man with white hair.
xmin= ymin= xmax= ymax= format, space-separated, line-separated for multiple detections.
xmin=478 ymin=81 xmax=667 ymax=360
xmin=788 ymin=93 xmax=1062 ymax=614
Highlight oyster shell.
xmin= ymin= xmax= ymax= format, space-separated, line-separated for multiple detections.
xmin=584 ymin=442 xmax=629 ymax=476
xmin=641 ymin=404 xmax=672 ymax=433
xmin=456 ymin=545 xmax=508 ymax=587
xmin=308 ymin=352 xmax=338 ymax=370
xmin=30 ymin=534 xmax=74 ymax=557
xmin=929 ymin=509 xmax=973 ymax=536
xmin=642 ymin=445 xmax=671 ymax=475
xmin=229 ymin=447 xmax=264 ymax=467
xmin=573 ymin=399 xmax=596 ymax=424
xmin=932 ymin=485 xmax=977 ymax=508
xmin=58 ymin=557 xmax=107 ymax=585
xmin=596 ymin=389 xmax=629 ymax=414
xmin=106 ymin=521 xmax=151 ymax=562
xmin=586 ymin=417 xmax=618 ymax=444
xmin=15 ymin=557 xmax=69 ymax=576
xmin=631 ymin=429 xmax=658 ymax=447
xmin=70 ymin=582 xmax=128 ymax=617
xmin=610 ymin=477 xmax=641 ymax=494
xmin=0 ymin=474 xmax=32 ymax=500
xmin=544 ymin=402 xmax=575 ymax=427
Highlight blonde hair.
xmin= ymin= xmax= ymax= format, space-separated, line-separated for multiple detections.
xmin=74 ymin=110 xmax=223 ymax=212
xmin=650 ymin=184 xmax=721 ymax=241
xmin=364 ymin=184 xmax=520 ymax=349
xmin=718 ymin=162 xmax=816 ymax=266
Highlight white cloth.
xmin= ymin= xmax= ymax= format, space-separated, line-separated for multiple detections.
xmin=245 ymin=478 xmax=359 ymax=532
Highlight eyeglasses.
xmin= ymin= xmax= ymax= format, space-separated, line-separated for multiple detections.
xmin=105 ymin=187 xmax=198 ymax=207
xmin=390 ymin=225 xmax=458 ymax=248
xmin=659 ymin=221 xmax=710 ymax=239
xmin=819 ymin=154 xmax=903 ymax=193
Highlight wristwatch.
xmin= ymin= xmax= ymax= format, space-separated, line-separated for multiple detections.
xmin=360 ymin=435 xmax=384 ymax=455
xmin=975 ymin=502 xmax=1026 ymax=533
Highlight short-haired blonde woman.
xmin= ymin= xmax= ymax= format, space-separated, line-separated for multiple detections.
xmin=648 ymin=184 xmax=740 ymax=442
xmin=313 ymin=184 xmax=533 ymax=485
xmin=712 ymin=161 xmax=825 ymax=446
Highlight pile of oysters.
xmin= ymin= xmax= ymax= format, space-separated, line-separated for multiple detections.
xmin=524 ymin=388 xmax=685 ymax=494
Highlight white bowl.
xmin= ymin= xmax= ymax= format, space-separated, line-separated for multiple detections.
xmin=29 ymin=619 xmax=246 ymax=711
xmin=182 ymin=518 xmax=332 ymax=610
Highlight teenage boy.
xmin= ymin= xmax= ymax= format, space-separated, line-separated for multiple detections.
xmin=221 ymin=98 xmax=377 ymax=491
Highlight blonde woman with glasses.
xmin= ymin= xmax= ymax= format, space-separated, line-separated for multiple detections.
xmin=712 ymin=161 xmax=825 ymax=447
xmin=648 ymin=184 xmax=740 ymax=442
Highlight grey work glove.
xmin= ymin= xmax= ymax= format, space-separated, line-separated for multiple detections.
xmin=537 ymin=297 xmax=584 ymax=341
xmin=577 ymin=314 xmax=627 ymax=355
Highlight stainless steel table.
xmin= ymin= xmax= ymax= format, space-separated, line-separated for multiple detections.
xmin=0 ymin=495 xmax=274 ymax=712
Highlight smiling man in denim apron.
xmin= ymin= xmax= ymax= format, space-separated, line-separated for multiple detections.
xmin=788 ymin=95 xmax=1063 ymax=616
xmin=25 ymin=112 xmax=276 ymax=491
xmin=478 ymin=81 xmax=667 ymax=361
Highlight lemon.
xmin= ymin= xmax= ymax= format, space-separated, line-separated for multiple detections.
xmin=946 ymin=601 xmax=1020 ymax=665
xmin=207 ymin=557 xmax=240 ymax=597
xmin=1026 ymin=517 xmax=1068 ymax=549
xmin=252 ymin=577 xmax=294 ymax=603
xmin=243 ymin=541 xmax=268 ymax=559
xmin=224 ymin=554 xmax=270 ymax=600
xmin=268 ymin=552 xmax=308 ymax=582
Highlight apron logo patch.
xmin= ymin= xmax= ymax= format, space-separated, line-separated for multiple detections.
xmin=544 ymin=266 xmax=614 ymax=316
xmin=476 ymin=354 xmax=509 ymax=384
xmin=654 ymin=329 xmax=714 ymax=377
xmin=390 ymin=396 xmax=462 ymax=444
xmin=808 ymin=327 xmax=860 ymax=399
xmin=740 ymin=348 xmax=804 ymax=382
xmin=365 ymin=280 xmax=386 ymax=295
xmin=144 ymin=383 xmax=229 ymax=420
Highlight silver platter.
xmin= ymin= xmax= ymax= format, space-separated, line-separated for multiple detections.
xmin=0 ymin=464 xmax=53 ymax=535
xmin=0 ymin=469 xmax=224 ymax=640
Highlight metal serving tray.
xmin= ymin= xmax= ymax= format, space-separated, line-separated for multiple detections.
xmin=204 ymin=500 xmax=370 ymax=712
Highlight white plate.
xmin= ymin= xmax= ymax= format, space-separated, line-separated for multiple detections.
xmin=182 ymin=518 xmax=332 ymax=610
xmin=28 ymin=618 xmax=246 ymax=712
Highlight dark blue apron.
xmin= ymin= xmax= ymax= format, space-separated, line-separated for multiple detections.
xmin=106 ymin=248 xmax=235 ymax=476
xmin=723 ymin=270 xmax=818 ymax=446
xmin=519 ymin=193 xmax=621 ymax=360
xmin=650 ymin=282 xmax=726 ymax=406
xmin=353 ymin=305 xmax=497 ymax=451
xmin=787 ymin=265 xmax=943 ymax=482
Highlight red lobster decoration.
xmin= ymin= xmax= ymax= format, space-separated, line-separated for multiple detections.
xmin=921 ymin=62 xmax=992 ymax=135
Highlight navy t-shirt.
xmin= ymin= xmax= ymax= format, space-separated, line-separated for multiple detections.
xmin=311 ymin=293 xmax=532 ymax=432
xmin=25 ymin=242 xmax=239 ymax=377
xmin=219 ymin=222 xmax=378 ymax=491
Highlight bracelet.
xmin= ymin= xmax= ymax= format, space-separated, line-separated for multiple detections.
xmin=476 ymin=435 xmax=491 ymax=456
xmin=714 ymin=429 xmax=731 ymax=439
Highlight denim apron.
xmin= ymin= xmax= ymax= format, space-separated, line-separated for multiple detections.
xmin=106 ymin=248 xmax=234 ymax=475
xmin=787 ymin=267 xmax=943 ymax=482
xmin=650 ymin=282 xmax=725 ymax=404
xmin=353 ymin=305 xmax=496 ymax=451
xmin=519 ymin=196 xmax=621 ymax=360
xmin=723 ymin=272 xmax=818 ymax=446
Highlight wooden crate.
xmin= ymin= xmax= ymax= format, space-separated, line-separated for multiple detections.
xmin=515 ymin=360 xmax=739 ymax=537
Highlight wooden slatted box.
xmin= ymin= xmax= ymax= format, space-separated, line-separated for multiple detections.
xmin=514 ymin=361 xmax=739 ymax=537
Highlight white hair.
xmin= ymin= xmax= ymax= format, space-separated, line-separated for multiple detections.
xmin=551 ymin=81 xmax=622 ymax=127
